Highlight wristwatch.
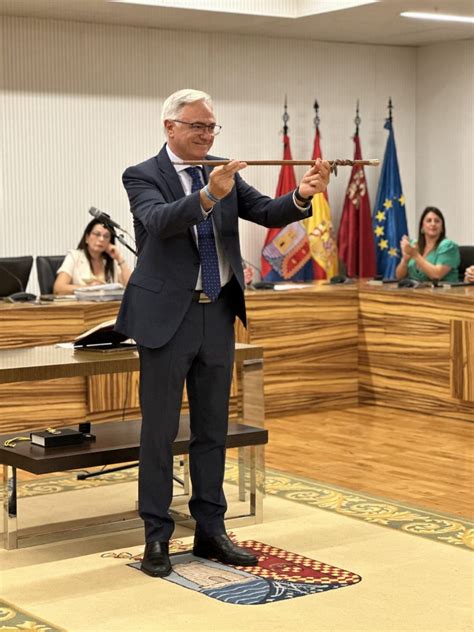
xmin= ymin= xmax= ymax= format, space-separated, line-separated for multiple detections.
xmin=294 ymin=187 xmax=313 ymax=204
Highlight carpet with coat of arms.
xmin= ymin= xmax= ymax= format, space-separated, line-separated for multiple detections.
xmin=127 ymin=538 xmax=361 ymax=605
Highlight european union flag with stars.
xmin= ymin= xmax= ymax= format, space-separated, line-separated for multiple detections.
xmin=372 ymin=117 xmax=408 ymax=278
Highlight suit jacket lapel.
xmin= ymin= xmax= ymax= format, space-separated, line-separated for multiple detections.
xmin=155 ymin=147 xmax=223 ymax=243
xmin=156 ymin=145 xmax=199 ymax=246
xmin=156 ymin=146 xmax=186 ymax=201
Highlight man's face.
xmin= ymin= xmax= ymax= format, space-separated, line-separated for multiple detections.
xmin=165 ymin=100 xmax=216 ymax=160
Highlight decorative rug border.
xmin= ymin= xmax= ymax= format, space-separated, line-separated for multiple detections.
xmin=0 ymin=598 xmax=67 ymax=632
xmin=5 ymin=461 xmax=473 ymax=551
xmin=232 ymin=464 xmax=473 ymax=551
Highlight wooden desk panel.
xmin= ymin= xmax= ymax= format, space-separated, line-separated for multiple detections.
xmin=0 ymin=301 xmax=141 ymax=430
xmin=1 ymin=283 xmax=472 ymax=430
xmin=0 ymin=343 xmax=261 ymax=433
xmin=358 ymin=284 xmax=474 ymax=421
xmin=237 ymin=284 xmax=359 ymax=415
xmin=0 ymin=301 xmax=119 ymax=349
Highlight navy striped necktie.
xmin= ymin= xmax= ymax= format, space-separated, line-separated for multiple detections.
xmin=186 ymin=167 xmax=221 ymax=302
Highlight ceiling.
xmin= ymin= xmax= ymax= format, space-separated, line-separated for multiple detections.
xmin=0 ymin=0 xmax=473 ymax=46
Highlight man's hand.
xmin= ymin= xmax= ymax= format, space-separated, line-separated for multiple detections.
xmin=297 ymin=158 xmax=331 ymax=199
xmin=207 ymin=160 xmax=247 ymax=200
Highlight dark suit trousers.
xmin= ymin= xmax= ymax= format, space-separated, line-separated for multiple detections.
xmin=137 ymin=287 xmax=236 ymax=543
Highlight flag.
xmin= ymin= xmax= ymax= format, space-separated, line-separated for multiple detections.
xmin=338 ymin=132 xmax=376 ymax=277
xmin=372 ymin=116 xmax=408 ymax=278
xmin=261 ymin=133 xmax=313 ymax=281
xmin=304 ymin=125 xmax=339 ymax=279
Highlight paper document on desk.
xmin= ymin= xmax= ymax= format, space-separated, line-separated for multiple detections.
xmin=74 ymin=283 xmax=123 ymax=292
xmin=74 ymin=283 xmax=124 ymax=302
xmin=273 ymin=283 xmax=308 ymax=291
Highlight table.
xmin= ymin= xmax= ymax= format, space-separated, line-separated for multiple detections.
xmin=0 ymin=343 xmax=265 ymax=549
xmin=358 ymin=282 xmax=474 ymax=421
xmin=0 ymin=300 xmax=132 ymax=432
xmin=238 ymin=281 xmax=474 ymax=419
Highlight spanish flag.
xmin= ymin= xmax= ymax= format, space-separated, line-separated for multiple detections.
xmin=304 ymin=125 xmax=339 ymax=279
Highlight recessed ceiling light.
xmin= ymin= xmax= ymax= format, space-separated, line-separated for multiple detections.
xmin=400 ymin=11 xmax=474 ymax=24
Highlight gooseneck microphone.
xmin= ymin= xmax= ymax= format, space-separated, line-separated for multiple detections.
xmin=89 ymin=207 xmax=122 ymax=230
xmin=241 ymin=259 xmax=276 ymax=290
xmin=88 ymin=207 xmax=138 ymax=256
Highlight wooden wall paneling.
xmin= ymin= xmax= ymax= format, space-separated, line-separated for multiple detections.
xmin=450 ymin=320 xmax=474 ymax=402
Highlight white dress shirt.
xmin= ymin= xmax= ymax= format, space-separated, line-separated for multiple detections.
xmin=166 ymin=145 xmax=232 ymax=291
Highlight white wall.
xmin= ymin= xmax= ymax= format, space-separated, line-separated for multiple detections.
xmin=2 ymin=15 xmax=459 ymax=294
xmin=416 ymin=39 xmax=474 ymax=245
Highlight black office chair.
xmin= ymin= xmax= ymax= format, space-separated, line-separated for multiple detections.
xmin=0 ymin=256 xmax=34 ymax=298
xmin=458 ymin=245 xmax=474 ymax=281
xmin=36 ymin=255 xmax=65 ymax=295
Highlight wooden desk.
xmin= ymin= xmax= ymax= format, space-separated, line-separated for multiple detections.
xmin=0 ymin=301 xmax=128 ymax=432
xmin=0 ymin=343 xmax=265 ymax=548
xmin=236 ymin=283 xmax=359 ymax=415
xmin=358 ymin=282 xmax=474 ymax=421
xmin=0 ymin=301 xmax=247 ymax=432
xmin=238 ymin=281 xmax=473 ymax=420
xmin=0 ymin=300 xmax=119 ymax=349
xmin=1 ymin=282 xmax=472 ymax=428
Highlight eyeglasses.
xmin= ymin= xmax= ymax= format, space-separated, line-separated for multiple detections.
xmin=90 ymin=230 xmax=111 ymax=241
xmin=172 ymin=120 xmax=222 ymax=136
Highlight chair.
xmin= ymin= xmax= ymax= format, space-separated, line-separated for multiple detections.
xmin=0 ymin=256 xmax=34 ymax=297
xmin=36 ymin=255 xmax=65 ymax=295
xmin=458 ymin=245 xmax=474 ymax=280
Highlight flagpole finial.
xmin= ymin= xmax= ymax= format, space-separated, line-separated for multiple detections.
xmin=354 ymin=99 xmax=361 ymax=135
xmin=313 ymin=99 xmax=320 ymax=129
xmin=283 ymin=95 xmax=289 ymax=135
xmin=387 ymin=98 xmax=393 ymax=123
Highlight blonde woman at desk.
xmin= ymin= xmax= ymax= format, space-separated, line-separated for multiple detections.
xmin=395 ymin=206 xmax=460 ymax=283
xmin=54 ymin=219 xmax=131 ymax=295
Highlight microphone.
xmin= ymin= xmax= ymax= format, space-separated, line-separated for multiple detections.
xmin=88 ymin=207 xmax=137 ymax=256
xmin=397 ymin=278 xmax=429 ymax=288
xmin=242 ymin=258 xmax=261 ymax=276
xmin=329 ymin=274 xmax=354 ymax=284
xmin=241 ymin=259 xmax=275 ymax=290
xmin=89 ymin=207 xmax=121 ymax=230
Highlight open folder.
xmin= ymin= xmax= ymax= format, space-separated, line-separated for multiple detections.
xmin=73 ymin=319 xmax=136 ymax=351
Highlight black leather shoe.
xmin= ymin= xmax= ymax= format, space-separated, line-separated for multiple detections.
xmin=193 ymin=533 xmax=258 ymax=566
xmin=141 ymin=541 xmax=172 ymax=577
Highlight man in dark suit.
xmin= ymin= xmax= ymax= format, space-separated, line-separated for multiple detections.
xmin=116 ymin=89 xmax=330 ymax=577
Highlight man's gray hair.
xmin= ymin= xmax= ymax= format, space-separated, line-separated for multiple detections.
xmin=161 ymin=89 xmax=213 ymax=125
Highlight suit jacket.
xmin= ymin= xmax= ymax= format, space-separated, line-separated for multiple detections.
xmin=115 ymin=145 xmax=312 ymax=348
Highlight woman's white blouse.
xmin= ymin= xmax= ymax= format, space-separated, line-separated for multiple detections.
xmin=56 ymin=249 xmax=120 ymax=286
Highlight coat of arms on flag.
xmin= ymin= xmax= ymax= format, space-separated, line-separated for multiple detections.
xmin=262 ymin=222 xmax=311 ymax=279
xmin=261 ymin=98 xmax=314 ymax=283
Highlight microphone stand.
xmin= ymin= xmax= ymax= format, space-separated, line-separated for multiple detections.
xmin=113 ymin=231 xmax=137 ymax=257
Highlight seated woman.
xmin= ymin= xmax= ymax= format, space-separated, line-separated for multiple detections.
xmin=54 ymin=219 xmax=132 ymax=295
xmin=395 ymin=206 xmax=460 ymax=283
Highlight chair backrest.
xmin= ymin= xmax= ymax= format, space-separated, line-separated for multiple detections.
xmin=0 ymin=256 xmax=34 ymax=296
xmin=36 ymin=255 xmax=65 ymax=295
xmin=458 ymin=245 xmax=474 ymax=280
